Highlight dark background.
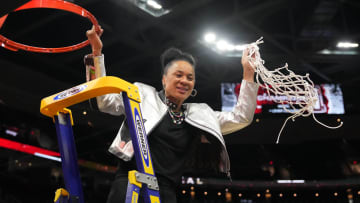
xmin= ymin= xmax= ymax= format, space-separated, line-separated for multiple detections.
xmin=1 ymin=0 xmax=360 ymax=202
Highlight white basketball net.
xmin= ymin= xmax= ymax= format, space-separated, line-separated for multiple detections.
xmin=246 ymin=37 xmax=343 ymax=143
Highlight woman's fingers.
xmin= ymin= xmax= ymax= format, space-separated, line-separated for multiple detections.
xmin=86 ymin=25 xmax=103 ymax=56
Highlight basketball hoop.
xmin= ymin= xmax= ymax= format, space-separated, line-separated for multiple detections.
xmin=0 ymin=0 xmax=99 ymax=53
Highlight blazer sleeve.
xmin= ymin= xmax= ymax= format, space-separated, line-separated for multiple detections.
xmin=85 ymin=54 xmax=125 ymax=116
xmin=214 ymin=80 xmax=259 ymax=135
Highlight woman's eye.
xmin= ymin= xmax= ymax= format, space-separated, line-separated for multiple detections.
xmin=176 ymin=74 xmax=182 ymax=78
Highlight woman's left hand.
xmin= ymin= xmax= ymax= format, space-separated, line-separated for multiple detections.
xmin=241 ymin=48 xmax=255 ymax=82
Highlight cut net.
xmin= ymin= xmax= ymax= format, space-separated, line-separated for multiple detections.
xmin=246 ymin=37 xmax=343 ymax=143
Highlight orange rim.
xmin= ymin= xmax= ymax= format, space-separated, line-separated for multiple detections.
xmin=0 ymin=0 xmax=99 ymax=53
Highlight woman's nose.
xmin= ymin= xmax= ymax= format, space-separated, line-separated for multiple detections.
xmin=179 ymin=77 xmax=188 ymax=84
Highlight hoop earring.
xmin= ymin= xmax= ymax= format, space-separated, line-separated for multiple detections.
xmin=191 ymin=89 xmax=197 ymax=97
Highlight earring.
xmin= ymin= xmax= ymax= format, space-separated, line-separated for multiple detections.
xmin=191 ymin=89 xmax=197 ymax=97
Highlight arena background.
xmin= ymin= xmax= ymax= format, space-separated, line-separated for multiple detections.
xmin=1 ymin=0 xmax=360 ymax=202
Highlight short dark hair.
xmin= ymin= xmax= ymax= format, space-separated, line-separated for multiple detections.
xmin=160 ymin=47 xmax=196 ymax=75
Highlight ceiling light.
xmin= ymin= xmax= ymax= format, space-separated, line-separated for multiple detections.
xmin=147 ymin=0 xmax=162 ymax=9
xmin=337 ymin=42 xmax=359 ymax=48
xmin=226 ymin=44 xmax=235 ymax=51
xmin=127 ymin=0 xmax=170 ymax=17
xmin=235 ymin=44 xmax=246 ymax=51
xmin=204 ymin=33 xmax=216 ymax=43
xmin=318 ymin=49 xmax=358 ymax=55
xmin=216 ymin=40 xmax=228 ymax=51
xmin=200 ymin=32 xmax=247 ymax=57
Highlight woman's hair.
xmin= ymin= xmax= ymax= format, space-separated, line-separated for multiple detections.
xmin=160 ymin=47 xmax=196 ymax=75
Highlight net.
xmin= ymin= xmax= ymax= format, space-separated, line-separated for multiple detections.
xmin=246 ymin=37 xmax=343 ymax=143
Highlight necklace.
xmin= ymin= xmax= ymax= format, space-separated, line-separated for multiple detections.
xmin=165 ymin=98 xmax=185 ymax=125
xmin=168 ymin=108 xmax=185 ymax=124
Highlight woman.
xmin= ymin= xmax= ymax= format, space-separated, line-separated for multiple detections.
xmin=85 ymin=26 xmax=259 ymax=203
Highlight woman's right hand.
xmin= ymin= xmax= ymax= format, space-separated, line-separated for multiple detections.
xmin=86 ymin=25 xmax=103 ymax=56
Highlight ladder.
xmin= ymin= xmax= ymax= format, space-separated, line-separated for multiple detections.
xmin=40 ymin=76 xmax=161 ymax=203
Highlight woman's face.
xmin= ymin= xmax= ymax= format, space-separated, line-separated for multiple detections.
xmin=162 ymin=60 xmax=195 ymax=105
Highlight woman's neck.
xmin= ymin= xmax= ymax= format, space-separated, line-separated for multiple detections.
xmin=165 ymin=95 xmax=183 ymax=112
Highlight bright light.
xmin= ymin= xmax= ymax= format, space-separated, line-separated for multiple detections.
xmin=226 ymin=44 xmax=235 ymax=51
xmin=235 ymin=44 xmax=246 ymax=51
xmin=204 ymin=33 xmax=216 ymax=43
xmin=147 ymin=0 xmax=162 ymax=9
xmin=277 ymin=180 xmax=291 ymax=183
xmin=5 ymin=130 xmax=18 ymax=137
xmin=337 ymin=42 xmax=359 ymax=48
xmin=277 ymin=180 xmax=305 ymax=184
xmin=34 ymin=152 xmax=61 ymax=162
xmin=216 ymin=40 xmax=228 ymax=51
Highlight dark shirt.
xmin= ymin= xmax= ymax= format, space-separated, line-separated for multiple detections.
xmin=148 ymin=112 xmax=198 ymax=184
xmin=116 ymin=112 xmax=198 ymax=185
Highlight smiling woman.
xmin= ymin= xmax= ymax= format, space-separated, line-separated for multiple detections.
xmin=85 ymin=26 xmax=259 ymax=203
xmin=161 ymin=48 xmax=196 ymax=112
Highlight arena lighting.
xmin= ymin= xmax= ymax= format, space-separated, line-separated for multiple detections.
xmin=337 ymin=41 xmax=359 ymax=48
xmin=34 ymin=152 xmax=61 ymax=162
xmin=204 ymin=32 xmax=216 ymax=43
xmin=0 ymin=137 xmax=60 ymax=157
xmin=0 ymin=138 xmax=117 ymax=173
xmin=128 ymin=0 xmax=170 ymax=17
xmin=201 ymin=32 xmax=248 ymax=57
xmin=319 ymin=49 xmax=358 ymax=55
xmin=146 ymin=0 xmax=162 ymax=9
xmin=277 ymin=179 xmax=305 ymax=183
xmin=216 ymin=40 xmax=229 ymax=51
xmin=235 ymin=44 xmax=246 ymax=51
xmin=5 ymin=129 xmax=18 ymax=137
